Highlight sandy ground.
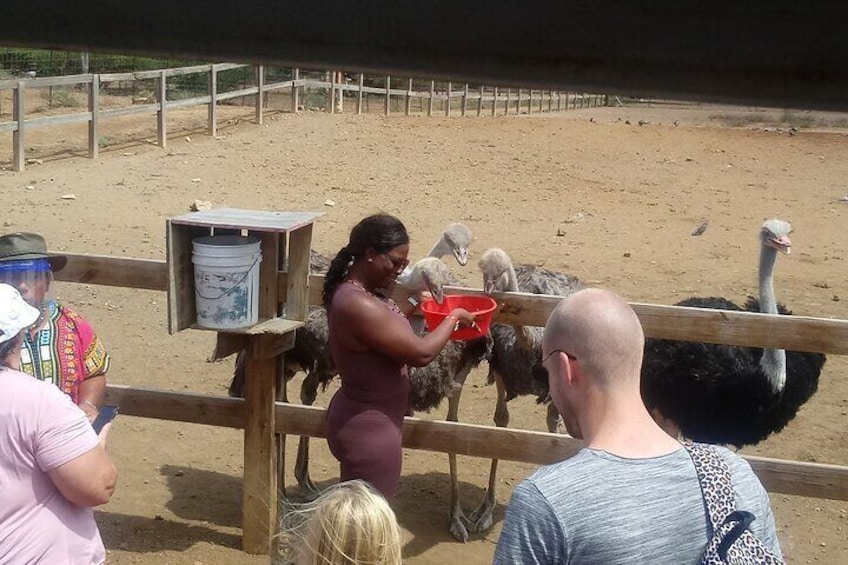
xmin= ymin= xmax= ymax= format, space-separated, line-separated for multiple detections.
xmin=1 ymin=100 xmax=847 ymax=564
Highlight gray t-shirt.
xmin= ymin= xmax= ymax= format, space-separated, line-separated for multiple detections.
xmin=494 ymin=446 xmax=781 ymax=565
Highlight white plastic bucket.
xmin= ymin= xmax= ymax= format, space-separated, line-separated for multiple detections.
xmin=192 ymin=235 xmax=262 ymax=329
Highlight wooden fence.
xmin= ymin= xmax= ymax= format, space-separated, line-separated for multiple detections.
xmin=55 ymin=252 xmax=848 ymax=503
xmin=0 ymin=63 xmax=605 ymax=172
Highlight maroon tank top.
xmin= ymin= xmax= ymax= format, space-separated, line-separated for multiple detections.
xmin=328 ymin=282 xmax=409 ymax=413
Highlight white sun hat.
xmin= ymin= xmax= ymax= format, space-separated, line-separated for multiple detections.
xmin=0 ymin=283 xmax=40 ymax=345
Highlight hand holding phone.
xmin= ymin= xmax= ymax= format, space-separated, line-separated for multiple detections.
xmin=91 ymin=405 xmax=119 ymax=434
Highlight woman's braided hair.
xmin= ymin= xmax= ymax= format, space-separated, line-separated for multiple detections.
xmin=322 ymin=214 xmax=409 ymax=309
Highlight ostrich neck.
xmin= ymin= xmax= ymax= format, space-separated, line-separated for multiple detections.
xmin=427 ymin=236 xmax=451 ymax=259
xmin=758 ymin=245 xmax=787 ymax=392
xmin=504 ymin=260 xmax=536 ymax=349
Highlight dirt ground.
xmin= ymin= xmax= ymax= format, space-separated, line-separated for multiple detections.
xmin=1 ymin=100 xmax=847 ymax=564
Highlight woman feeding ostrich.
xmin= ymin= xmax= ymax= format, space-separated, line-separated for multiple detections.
xmin=321 ymin=214 xmax=476 ymax=498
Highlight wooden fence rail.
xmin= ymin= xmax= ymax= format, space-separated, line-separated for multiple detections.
xmin=54 ymin=253 xmax=848 ymax=355
xmin=1 ymin=64 xmax=604 ymax=171
xmin=104 ymin=384 xmax=848 ymax=501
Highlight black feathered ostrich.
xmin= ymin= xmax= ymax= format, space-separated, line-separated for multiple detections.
xmin=641 ymin=218 xmax=826 ymax=447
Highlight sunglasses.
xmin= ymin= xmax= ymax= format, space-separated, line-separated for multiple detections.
xmin=382 ymin=253 xmax=410 ymax=272
xmin=532 ymin=349 xmax=578 ymax=386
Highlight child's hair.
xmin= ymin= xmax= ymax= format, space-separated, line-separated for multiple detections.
xmin=278 ymin=480 xmax=402 ymax=565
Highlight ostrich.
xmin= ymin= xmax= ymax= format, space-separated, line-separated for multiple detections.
xmin=227 ymin=253 xmax=470 ymax=493
xmin=641 ymin=218 xmax=825 ymax=447
xmin=459 ymin=248 xmax=582 ymax=540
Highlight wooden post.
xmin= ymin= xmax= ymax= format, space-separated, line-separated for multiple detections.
xmin=539 ymin=90 xmax=544 ymax=113
xmin=505 ymin=88 xmax=511 ymax=115
xmin=12 ymin=82 xmax=25 ymax=172
xmin=528 ymin=89 xmax=533 ymax=113
xmin=548 ymin=90 xmax=553 ymax=112
xmin=357 ymin=73 xmax=364 ymax=115
xmin=208 ymin=64 xmax=218 ymax=137
xmin=461 ymin=83 xmax=469 ymax=116
xmin=157 ymin=70 xmax=167 ymax=148
xmin=255 ymin=65 xmax=264 ymax=124
xmin=242 ymin=231 xmax=282 ymax=554
xmin=405 ymin=78 xmax=413 ymax=116
xmin=491 ymin=86 xmax=498 ymax=117
xmin=329 ymin=71 xmax=336 ymax=114
xmin=385 ymin=76 xmax=391 ymax=115
xmin=477 ymin=85 xmax=484 ymax=116
xmin=516 ymin=88 xmax=521 ymax=114
xmin=88 ymin=74 xmax=99 ymax=159
xmin=557 ymin=91 xmax=562 ymax=112
xmin=292 ymin=68 xmax=300 ymax=113
xmin=428 ymin=80 xmax=434 ymax=116
xmin=445 ymin=81 xmax=451 ymax=116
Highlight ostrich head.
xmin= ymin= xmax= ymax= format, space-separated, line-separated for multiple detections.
xmin=442 ymin=223 xmax=473 ymax=266
xmin=404 ymin=257 xmax=452 ymax=304
xmin=761 ymin=218 xmax=792 ymax=255
xmin=479 ymin=248 xmax=515 ymax=295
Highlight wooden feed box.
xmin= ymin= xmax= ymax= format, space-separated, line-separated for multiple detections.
xmin=165 ymin=207 xmax=323 ymax=554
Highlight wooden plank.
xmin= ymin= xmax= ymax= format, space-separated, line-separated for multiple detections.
xmin=356 ymin=73 xmax=364 ymax=114
xmin=88 ymin=74 xmax=99 ymax=159
xmin=292 ymin=68 xmax=300 ymax=112
xmin=428 ymin=80 xmax=435 ymax=116
xmin=477 ymin=85 xmax=484 ymax=116
xmin=208 ymin=64 xmax=217 ymax=137
xmin=24 ymin=112 xmax=93 ymax=129
xmin=461 ymin=83 xmax=469 ymax=116
xmin=10 ymin=74 xmax=93 ymax=88
xmin=445 ymin=81 xmax=451 ymax=116
xmin=255 ymin=65 xmax=264 ymax=124
xmin=99 ymin=103 xmax=159 ymax=119
xmin=55 ymin=254 xmax=167 ymax=290
xmin=242 ymin=230 xmax=281 ymax=554
xmin=261 ymin=79 xmax=294 ymax=93
xmin=216 ymin=86 xmax=260 ymax=102
xmin=157 ymin=70 xmax=167 ymax=148
xmin=192 ymin=317 xmax=303 ymax=335
xmin=166 ymin=223 xmax=210 ymax=334
xmin=286 ymin=224 xmax=313 ymax=321
xmin=170 ymin=208 xmax=323 ymax=233
xmin=12 ymin=82 xmax=24 ymax=172
xmin=0 ymin=120 xmax=18 ymax=133
xmin=491 ymin=86 xmax=498 ymax=116
xmin=247 ymin=331 xmax=296 ymax=361
xmin=212 ymin=333 xmax=247 ymax=361
xmin=406 ymin=78 xmax=413 ymax=115
xmin=385 ymin=76 xmax=391 ymax=115
xmin=102 ymin=385 xmax=848 ymax=501
xmin=329 ymin=71 xmax=336 ymax=113
xmin=505 ymin=88 xmax=510 ymax=115
xmin=166 ymin=95 xmax=212 ymax=109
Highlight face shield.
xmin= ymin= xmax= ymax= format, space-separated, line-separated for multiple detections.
xmin=0 ymin=258 xmax=52 ymax=307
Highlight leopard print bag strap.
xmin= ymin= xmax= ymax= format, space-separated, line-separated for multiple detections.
xmin=684 ymin=442 xmax=785 ymax=565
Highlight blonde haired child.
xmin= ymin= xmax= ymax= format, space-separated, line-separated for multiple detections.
xmin=278 ymin=480 xmax=402 ymax=565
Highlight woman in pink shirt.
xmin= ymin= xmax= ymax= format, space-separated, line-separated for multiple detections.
xmin=0 ymin=284 xmax=117 ymax=564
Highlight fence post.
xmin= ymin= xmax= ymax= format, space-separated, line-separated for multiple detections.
xmin=428 ymin=81 xmax=434 ymax=117
xmin=255 ymin=65 xmax=264 ymax=124
xmin=406 ymin=78 xmax=413 ymax=116
xmin=477 ymin=85 xmax=484 ymax=116
xmin=557 ymin=91 xmax=562 ymax=112
xmin=329 ymin=71 xmax=336 ymax=114
xmin=445 ymin=82 xmax=451 ymax=117
xmin=548 ymin=91 xmax=553 ymax=112
xmin=529 ymin=90 xmax=534 ymax=113
xmin=88 ymin=74 xmax=99 ymax=159
xmin=208 ymin=64 xmax=218 ymax=137
xmin=357 ymin=73 xmax=364 ymax=115
xmin=157 ymin=70 xmax=167 ymax=148
xmin=539 ymin=91 xmax=544 ymax=113
xmin=461 ymin=84 xmax=469 ymax=116
xmin=292 ymin=68 xmax=300 ymax=113
xmin=491 ymin=86 xmax=498 ymax=117
xmin=12 ymin=82 xmax=25 ymax=172
xmin=385 ymin=76 xmax=391 ymax=115
xmin=505 ymin=88 xmax=511 ymax=115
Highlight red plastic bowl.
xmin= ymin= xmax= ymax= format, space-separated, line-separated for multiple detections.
xmin=420 ymin=294 xmax=498 ymax=341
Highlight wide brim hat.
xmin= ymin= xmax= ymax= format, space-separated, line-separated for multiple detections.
xmin=0 ymin=232 xmax=67 ymax=272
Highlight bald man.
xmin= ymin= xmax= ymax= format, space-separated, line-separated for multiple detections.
xmin=494 ymin=289 xmax=781 ymax=564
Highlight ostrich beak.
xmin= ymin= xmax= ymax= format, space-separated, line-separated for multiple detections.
xmin=483 ymin=278 xmax=497 ymax=296
xmin=454 ymin=247 xmax=469 ymax=266
xmin=770 ymin=235 xmax=792 ymax=254
xmin=423 ymin=272 xmax=445 ymax=304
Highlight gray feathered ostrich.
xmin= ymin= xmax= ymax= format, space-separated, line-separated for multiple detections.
xmin=642 ymin=218 xmax=825 ymax=447
xmin=462 ymin=248 xmax=581 ymax=539
xmin=227 ymin=224 xmax=474 ymax=491
xmin=403 ymin=258 xmax=493 ymax=543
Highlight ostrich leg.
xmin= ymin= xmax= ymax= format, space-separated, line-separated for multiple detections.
xmin=293 ymin=368 xmax=322 ymax=494
xmin=546 ymin=403 xmax=561 ymax=434
xmin=446 ymin=383 xmax=474 ymax=542
xmin=468 ymin=371 xmax=509 ymax=533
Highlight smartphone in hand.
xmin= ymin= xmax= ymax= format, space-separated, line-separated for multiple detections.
xmin=92 ymin=405 xmax=119 ymax=434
